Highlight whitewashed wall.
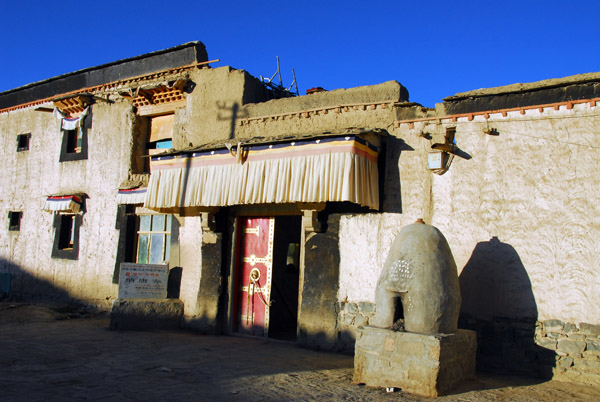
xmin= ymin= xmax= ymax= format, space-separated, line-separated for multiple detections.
xmin=338 ymin=102 xmax=600 ymax=325
xmin=0 ymin=101 xmax=134 ymax=307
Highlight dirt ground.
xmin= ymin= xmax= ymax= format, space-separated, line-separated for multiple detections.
xmin=1 ymin=303 xmax=599 ymax=402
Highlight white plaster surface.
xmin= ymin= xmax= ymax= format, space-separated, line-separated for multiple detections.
xmin=338 ymin=104 xmax=600 ymax=325
xmin=0 ymin=102 xmax=133 ymax=308
xmin=177 ymin=217 xmax=203 ymax=317
xmin=339 ymin=213 xmax=403 ymax=303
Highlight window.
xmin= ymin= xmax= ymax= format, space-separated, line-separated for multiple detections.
xmin=136 ymin=214 xmax=172 ymax=264
xmin=8 ymin=211 xmax=22 ymax=231
xmin=16 ymin=133 xmax=31 ymax=152
xmin=57 ymin=215 xmax=76 ymax=249
xmin=52 ymin=213 xmax=81 ymax=259
xmin=132 ymin=114 xmax=174 ymax=174
xmin=65 ymin=128 xmax=83 ymax=153
xmin=59 ymin=109 xmax=90 ymax=162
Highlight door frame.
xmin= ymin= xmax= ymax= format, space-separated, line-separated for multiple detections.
xmin=225 ymin=205 xmax=304 ymax=338
xmin=232 ymin=216 xmax=275 ymax=337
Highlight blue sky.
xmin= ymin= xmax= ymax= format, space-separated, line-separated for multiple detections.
xmin=1 ymin=1 xmax=598 ymax=107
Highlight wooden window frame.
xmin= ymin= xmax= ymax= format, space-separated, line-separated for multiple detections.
xmin=51 ymin=213 xmax=82 ymax=260
xmin=16 ymin=133 xmax=31 ymax=152
xmin=135 ymin=214 xmax=172 ymax=265
xmin=132 ymin=113 xmax=174 ymax=174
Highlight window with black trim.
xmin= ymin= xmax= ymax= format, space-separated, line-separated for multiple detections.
xmin=8 ymin=211 xmax=22 ymax=231
xmin=16 ymin=133 xmax=31 ymax=152
xmin=52 ymin=213 xmax=82 ymax=259
xmin=65 ymin=129 xmax=82 ymax=153
xmin=59 ymin=109 xmax=91 ymax=162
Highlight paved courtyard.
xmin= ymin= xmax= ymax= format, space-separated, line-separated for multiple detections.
xmin=1 ymin=303 xmax=599 ymax=401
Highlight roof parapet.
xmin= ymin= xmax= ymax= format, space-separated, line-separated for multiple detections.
xmin=0 ymin=42 xmax=208 ymax=110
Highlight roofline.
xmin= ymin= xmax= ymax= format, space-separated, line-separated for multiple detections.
xmin=394 ymin=96 xmax=600 ymax=127
xmin=444 ymin=72 xmax=600 ymax=101
xmin=1 ymin=42 xmax=205 ymax=97
xmin=0 ymin=42 xmax=208 ymax=111
xmin=0 ymin=59 xmax=218 ymax=114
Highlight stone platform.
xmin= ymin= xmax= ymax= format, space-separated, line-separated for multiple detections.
xmin=353 ymin=326 xmax=477 ymax=397
xmin=110 ymin=298 xmax=184 ymax=330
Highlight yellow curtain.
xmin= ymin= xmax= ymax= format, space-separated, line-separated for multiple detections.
xmin=145 ymin=136 xmax=379 ymax=211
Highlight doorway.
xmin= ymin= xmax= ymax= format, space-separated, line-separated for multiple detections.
xmin=233 ymin=215 xmax=301 ymax=340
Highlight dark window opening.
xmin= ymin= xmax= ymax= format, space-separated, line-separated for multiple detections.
xmin=8 ymin=211 xmax=22 ymax=231
xmin=112 ymin=205 xmax=138 ymax=284
xmin=59 ymin=108 xmax=91 ymax=162
xmin=57 ymin=215 xmax=76 ymax=250
xmin=16 ymin=133 xmax=31 ymax=152
xmin=52 ymin=213 xmax=81 ymax=260
xmin=147 ymin=138 xmax=173 ymax=151
xmin=65 ymin=129 xmax=83 ymax=154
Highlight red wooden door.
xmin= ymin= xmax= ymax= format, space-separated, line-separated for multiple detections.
xmin=235 ymin=217 xmax=274 ymax=337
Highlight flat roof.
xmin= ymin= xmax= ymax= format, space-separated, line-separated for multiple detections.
xmin=0 ymin=42 xmax=208 ymax=110
xmin=444 ymin=72 xmax=600 ymax=101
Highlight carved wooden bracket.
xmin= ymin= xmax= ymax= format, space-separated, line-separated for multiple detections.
xmin=201 ymin=211 xmax=217 ymax=232
xmin=300 ymin=203 xmax=326 ymax=233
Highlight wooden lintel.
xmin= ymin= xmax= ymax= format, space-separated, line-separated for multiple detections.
xmin=137 ymin=100 xmax=186 ymax=116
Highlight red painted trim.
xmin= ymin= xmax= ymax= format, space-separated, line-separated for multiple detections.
xmin=397 ymin=96 xmax=600 ymax=125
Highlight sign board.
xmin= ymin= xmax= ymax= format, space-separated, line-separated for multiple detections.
xmin=427 ymin=151 xmax=448 ymax=170
xmin=118 ymin=263 xmax=169 ymax=299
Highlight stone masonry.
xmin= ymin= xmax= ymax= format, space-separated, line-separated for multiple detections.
xmin=336 ymin=301 xmax=376 ymax=351
xmin=353 ymin=326 xmax=477 ymax=397
xmin=536 ymin=320 xmax=600 ymax=385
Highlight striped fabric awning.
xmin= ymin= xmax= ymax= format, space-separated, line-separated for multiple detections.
xmin=144 ymin=135 xmax=379 ymax=212
xmin=116 ymin=187 xmax=148 ymax=205
xmin=43 ymin=195 xmax=84 ymax=213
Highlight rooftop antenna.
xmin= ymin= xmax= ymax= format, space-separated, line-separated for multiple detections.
xmin=260 ymin=56 xmax=282 ymax=87
xmin=260 ymin=56 xmax=298 ymax=98
xmin=287 ymin=68 xmax=299 ymax=96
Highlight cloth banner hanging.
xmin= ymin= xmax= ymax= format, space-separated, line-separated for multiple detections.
xmin=144 ymin=135 xmax=379 ymax=211
xmin=116 ymin=188 xmax=148 ymax=205
xmin=53 ymin=107 xmax=89 ymax=130
xmin=43 ymin=195 xmax=84 ymax=213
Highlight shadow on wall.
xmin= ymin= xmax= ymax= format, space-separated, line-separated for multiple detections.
xmin=0 ymin=257 xmax=74 ymax=303
xmin=216 ymin=101 xmax=248 ymax=140
xmin=458 ymin=237 xmax=556 ymax=378
xmin=380 ymin=136 xmax=414 ymax=213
